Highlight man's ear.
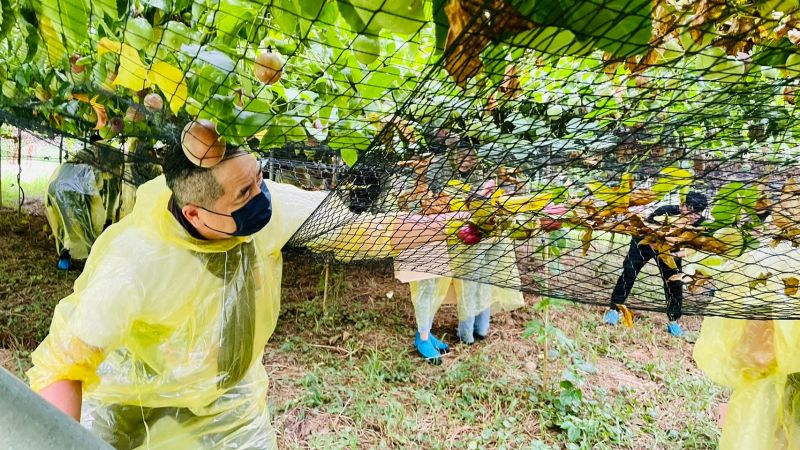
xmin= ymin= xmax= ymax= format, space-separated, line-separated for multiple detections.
xmin=182 ymin=204 xmax=203 ymax=229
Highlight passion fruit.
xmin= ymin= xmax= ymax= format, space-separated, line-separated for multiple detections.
xmin=181 ymin=119 xmax=227 ymax=168
xmin=255 ymin=51 xmax=283 ymax=84
xmin=143 ymin=93 xmax=164 ymax=111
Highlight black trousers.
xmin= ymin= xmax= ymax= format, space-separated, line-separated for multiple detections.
xmin=610 ymin=238 xmax=683 ymax=321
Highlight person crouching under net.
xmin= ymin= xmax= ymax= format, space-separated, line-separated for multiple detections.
xmin=604 ymin=191 xmax=708 ymax=336
xmin=45 ymin=149 xmax=123 ymax=270
xmin=393 ymin=137 xmax=524 ymax=363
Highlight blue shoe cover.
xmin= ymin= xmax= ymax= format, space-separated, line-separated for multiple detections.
xmin=457 ymin=320 xmax=475 ymax=345
xmin=474 ymin=309 xmax=490 ymax=339
xmin=667 ymin=322 xmax=684 ymax=337
xmin=415 ymin=332 xmax=441 ymax=364
xmin=57 ymin=256 xmax=72 ymax=271
xmin=428 ymin=333 xmax=449 ymax=353
xmin=604 ymin=309 xmax=620 ymax=326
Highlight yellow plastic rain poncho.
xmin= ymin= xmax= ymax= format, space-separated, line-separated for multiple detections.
xmin=691 ymin=242 xmax=800 ymax=450
xmin=29 ymin=175 xmax=381 ymax=449
xmin=44 ymin=163 xmax=112 ymax=260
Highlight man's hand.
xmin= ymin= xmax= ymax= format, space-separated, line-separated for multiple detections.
xmin=39 ymin=380 xmax=82 ymax=421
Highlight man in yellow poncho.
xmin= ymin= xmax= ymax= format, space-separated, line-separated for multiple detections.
xmin=28 ymin=144 xmax=461 ymax=449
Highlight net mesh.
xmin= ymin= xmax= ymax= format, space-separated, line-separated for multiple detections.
xmin=2 ymin=0 xmax=800 ymax=318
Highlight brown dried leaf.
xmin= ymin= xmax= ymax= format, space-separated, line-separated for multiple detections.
xmin=500 ymin=65 xmax=522 ymax=99
xmin=630 ymin=188 xmax=657 ymax=206
xmin=749 ymin=272 xmax=771 ymax=291
xmin=785 ymin=277 xmax=799 ymax=297
xmin=658 ymin=252 xmax=678 ymax=269
xmin=443 ymin=0 xmax=532 ymax=87
xmin=581 ymin=228 xmax=593 ymax=256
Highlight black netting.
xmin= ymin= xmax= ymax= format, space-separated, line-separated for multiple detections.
xmin=2 ymin=0 xmax=800 ymax=318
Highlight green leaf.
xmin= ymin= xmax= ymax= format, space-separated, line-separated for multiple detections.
xmin=272 ymin=0 xmax=299 ymax=35
xmin=432 ymin=0 xmax=448 ymax=52
xmin=510 ymin=0 xmax=651 ymax=56
xmin=711 ymin=182 xmax=744 ymax=226
xmin=0 ymin=0 xmax=16 ymax=41
xmin=340 ymin=147 xmax=358 ymax=166
xmin=336 ymin=0 xmax=367 ymax=33
xmin=215 ymin=0 xmax=257 ymax=43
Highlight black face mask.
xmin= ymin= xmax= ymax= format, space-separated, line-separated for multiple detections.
xmin=201 ymin=181 xmax=272 ymax=236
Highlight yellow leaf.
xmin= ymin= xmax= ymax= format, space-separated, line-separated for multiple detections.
xmin=99 ymin=39 xmax=151 ymax=91
xmin=658 ymin=253 xmax=677 ymax=269
xmin=499 ymin=193 xmax=552 ymax=213
xmin=618 ymin=305 xmax=634 ymax=328
xmin=581 ymin=228 xmax=592 ymax=256
xmin=97 ymin=37 xmax=121 ymax=55
xmin=652 ymin=167 xmax=693 ymax=197
xmin=148 ymin=62 xmax=188 ymax=114
xmin=39 ymin=16 xmax=68 ymax=64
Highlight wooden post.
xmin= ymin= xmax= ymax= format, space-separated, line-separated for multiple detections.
xmin=17 ymin=128 xmax=22 ymax=213
xmin=322 ymin=155 xmax=339 ymax=316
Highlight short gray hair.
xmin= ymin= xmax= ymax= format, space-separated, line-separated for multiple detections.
xmin=163 ymin=144 xmax=248 ymax=208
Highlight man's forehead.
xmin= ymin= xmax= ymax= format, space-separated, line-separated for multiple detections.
xmin=213 ymin=154 xmax=259 ymax=188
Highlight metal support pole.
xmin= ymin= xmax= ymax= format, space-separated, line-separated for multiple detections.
xmin=17 ymin=128 xmax=22 ymax=213
xmin=1 ymin=133 xmax=4 ymax=209
xmin=269 ymin=148 xmax=275 ymax=181
xmin=0 ymin=368 xmax=113 ymax=449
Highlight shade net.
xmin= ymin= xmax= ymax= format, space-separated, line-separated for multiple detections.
xmin=2 ymin=0 xmax=800 ymax=318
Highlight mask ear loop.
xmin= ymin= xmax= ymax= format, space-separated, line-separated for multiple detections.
xmin=196 ymin=207 xmax=237 ymax=236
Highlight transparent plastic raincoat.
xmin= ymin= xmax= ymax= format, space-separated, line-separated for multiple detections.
xmin=690 ymin=242 xmax=800 ymax=450
xmin=44 ymin=163 xmax=112 ymax=260
xmin=29 ymin=175 xmax=391 ymax=449
xmin=391 ymin=152 xmax=525 ymax=330
xmin=397 ymin=238 xmax=525 ymax=328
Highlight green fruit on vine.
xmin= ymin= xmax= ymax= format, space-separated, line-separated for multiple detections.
xmin=125 ymin=17 xmax=153 ymax=51
xmin=696 ymin=46 xmax=725 ymax=71
xmin=546 ymin=104 xmax=563 ymax=117
xmin=707 ymin=58 xmax=745 ymax=83
xmin=2 ymin=80 xmax=16 ymax=98
xmin=255 ymin=50 xmax=283 ymax=84
xmin=161 ymin=21 xmax=193 ymax=51
xmin=785 ymin=53 xmax=800 ymax=78
xmin=350 ymin=0 xmax=425 ymax=35
xmin=353 ymin=35 xmax=380 ymax=65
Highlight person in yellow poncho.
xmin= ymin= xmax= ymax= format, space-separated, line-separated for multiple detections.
xmin=29 ymin=144 xmax=462 ymax=449
xmin=691 ymin=240 xmax=800 ymax=450
xmin=393 ymin=137 xmax=524 ymax=364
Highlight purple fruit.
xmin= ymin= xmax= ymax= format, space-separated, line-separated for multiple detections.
xmin=457 ymin=224 xmax=482 ymax=245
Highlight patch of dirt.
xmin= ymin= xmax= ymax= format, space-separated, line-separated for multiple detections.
xmin=0 ymin=208 xmax=81 ymax=350
xmin=592 ymin=356 xmax=658 ymax=395
xmin=0 ymin=348 xmax=16 ymax=373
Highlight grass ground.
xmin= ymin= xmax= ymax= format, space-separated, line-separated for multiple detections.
xmin=0 ymin=208 xmax=725 ymax=449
